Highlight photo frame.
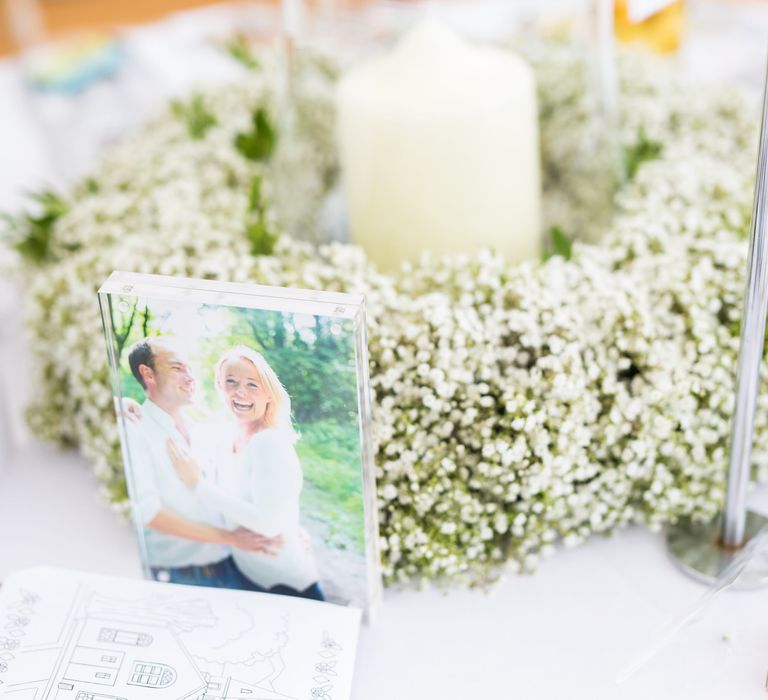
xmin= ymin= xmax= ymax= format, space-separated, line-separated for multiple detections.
xmin=98 ymin=271 xmax=382 ymax=616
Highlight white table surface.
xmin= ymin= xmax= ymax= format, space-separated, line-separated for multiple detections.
xmin=3 ymin=3 xmax=768 ymax=698
xmin=2 ymin=440 xmax=768 ymax=699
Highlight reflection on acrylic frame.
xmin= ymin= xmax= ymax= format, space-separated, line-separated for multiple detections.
xmin=98 ymin=271 xmax=382 ymax=615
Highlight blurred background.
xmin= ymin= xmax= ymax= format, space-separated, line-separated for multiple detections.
xmin=1 ymin=0 xmax=768 ymax=463
xmin=0 ymin=0 xmax=248 ymax=55
xmin=1 ymin=0 xmax=766 ymax=202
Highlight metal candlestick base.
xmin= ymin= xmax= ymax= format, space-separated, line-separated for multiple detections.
xmin=666 ymin=511 xmax=768 ymax=588
xmin=664 ymin=57 xmax=768 ymax=588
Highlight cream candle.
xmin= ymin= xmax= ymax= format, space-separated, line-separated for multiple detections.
xmin=336 ymin=21 xmax=541 ymax=271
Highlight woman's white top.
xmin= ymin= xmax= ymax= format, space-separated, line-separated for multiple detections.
xmin=196 ymin=427 xmax=319 ymax=591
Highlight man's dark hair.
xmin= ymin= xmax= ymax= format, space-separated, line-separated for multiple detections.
xmin=128 ymin=340 xmax=156 ymax=390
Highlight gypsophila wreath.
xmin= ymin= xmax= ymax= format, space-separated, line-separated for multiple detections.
xmin=3 ymin=39 xmax=766 ymax=585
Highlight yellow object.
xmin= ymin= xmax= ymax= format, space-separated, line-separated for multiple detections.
xmin=615 ymin=0 xmax=685 ymax=54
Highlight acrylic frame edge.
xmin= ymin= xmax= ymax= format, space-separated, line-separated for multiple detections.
xmin=99 ymin=271 xmax=365 ymax=318
xmin=96 ymin=287 xmax=155 ymax=582
xmin=97 ymin=271 xmax=384 ymax=618
xmin=352 ymin=299 xmax=384 ymax=625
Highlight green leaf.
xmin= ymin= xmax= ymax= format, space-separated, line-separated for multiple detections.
xmin=542 ymin=226 xmax=573 ymax=262
xmin=624 ymin=127 xmax=663 ymax=179
xmin=29 ymin=190 xmax=68 ymax=218
xmin=225 ymin=34 xmax=261 ymax=71
xmin=245 ymin=218 xmax=278 ymax=256
xmin=235 ymin=106 xmax=277 ymax=162
xmin=244 ymin=175 xmax=278 ymax=255
xmin=248 ymin=176 xmax=264 ymax=213
xmin=171 ymin=94 xmax=217 ymax=139
xmin=1 ymin=190 xmax=68 ymax=263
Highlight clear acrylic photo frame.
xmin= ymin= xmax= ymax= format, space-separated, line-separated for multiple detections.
xmin=98 ymin=270 xmax=383 ymax=619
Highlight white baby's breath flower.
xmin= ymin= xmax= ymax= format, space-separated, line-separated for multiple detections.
xmin=7 ymin=39 xmax=763 ymax=589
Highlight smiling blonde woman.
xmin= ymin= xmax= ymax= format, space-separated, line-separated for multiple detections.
xmin=167 ymin=345 xmax=323 ymax=600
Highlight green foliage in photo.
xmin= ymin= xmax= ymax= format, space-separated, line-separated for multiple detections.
xmin=297 ymin=420 xmax=365 ymax=553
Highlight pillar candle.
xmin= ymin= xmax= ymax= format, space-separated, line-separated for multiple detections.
xmin=336 ymin=21 xmax=541 ymax=271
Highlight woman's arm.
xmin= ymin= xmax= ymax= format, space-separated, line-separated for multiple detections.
xmin=197 ymin=434 xmax=301 ymax=538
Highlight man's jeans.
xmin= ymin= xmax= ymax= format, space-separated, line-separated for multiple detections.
xmin=239 ymin=578 xmax=326 ymax=601
xmin=151 ymin=555 xmax=255 ymax=590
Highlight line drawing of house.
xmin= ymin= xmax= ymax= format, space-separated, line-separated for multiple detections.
xmin=48 ymin=616 xmax=206 ymax=699
xmin=194 ymin=672 xmax=296 ymax=700
xmin=4 ymin=588 xmax=297 ymax=700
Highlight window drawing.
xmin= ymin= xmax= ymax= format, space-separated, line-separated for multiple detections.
xmin=128 ymin=661 xmax=177 ymax=688
xmin=64 ymin=645 xmax=125 ymax=686
xmin=64 ymin=664 xmax=116 ymax=685
xmin=98 ymin=628 xmax=153 ymax=647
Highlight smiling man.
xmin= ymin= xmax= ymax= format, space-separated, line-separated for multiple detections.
xmin=125 ymin=336 xmax=274 ymax=589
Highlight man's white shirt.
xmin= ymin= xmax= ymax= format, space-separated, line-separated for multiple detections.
xmin=125 ymin=399 xmax=229 ymax=568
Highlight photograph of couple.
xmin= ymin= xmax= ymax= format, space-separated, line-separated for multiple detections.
xmin=108 ymin=296 xmax=370 ymax=608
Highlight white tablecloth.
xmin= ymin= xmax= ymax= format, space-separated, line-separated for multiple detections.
xmin=2 ymin=440 xmax=768 ymax=698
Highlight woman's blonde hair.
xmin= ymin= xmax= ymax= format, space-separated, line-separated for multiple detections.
xmin=214 ymin=345 xmax=297 ymax=441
